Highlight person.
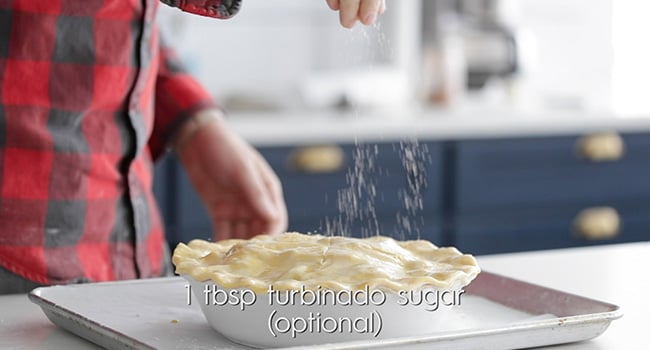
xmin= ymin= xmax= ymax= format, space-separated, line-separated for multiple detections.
xmin=325 ymin=0 xmax=387 ymax=28
xmin=0 ymin=0 xmax=385 ymax=294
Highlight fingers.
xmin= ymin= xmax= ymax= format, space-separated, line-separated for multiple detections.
xmin=213 ymin=218 xmax=263 ymax=241
xmin=214 ymin=220 xmax=232 ymax=241
xmin=328 ymin=0 xmax=385 ymax=28
xmin=250 ymin=220 xmax=264 ymax=238
xmin=339 ymin=0 xmax=361 ymax=28
xmin=254 ymin=153 xmax=283 ymax=206
xmin=359 ymin=0 xmax=381 ymax=25
xmin=254 ymin=154 xmax=288 ymax=236
xmin=211 ymin=154 xmax=286 ymax=241
xmin=326 ymin=0 xmax=340 ymax=10
xmin=237 ymin=156 xmax=279 ymax=225
xmin=234 ymin=220 xmax=249 ymax=239
xmin=378 ymin=0 xmax=386 ymax=15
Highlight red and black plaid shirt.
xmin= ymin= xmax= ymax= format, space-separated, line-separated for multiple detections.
xmin=0 ymin=0 xmax=239 ymax=285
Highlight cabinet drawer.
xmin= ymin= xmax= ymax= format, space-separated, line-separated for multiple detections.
xmin=455 ymin=133 xmax=650 ymax=212
xmin=453 ymin=201 xmax=650 ymax=255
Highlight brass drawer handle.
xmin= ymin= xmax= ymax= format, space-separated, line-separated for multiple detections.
xmin=575 ymin=132 xmax=625 ymax=162
xmin=289 ymin=145 xmax=345 ymax=174
xmin=573 ymin=207 xmax=621 ymax=240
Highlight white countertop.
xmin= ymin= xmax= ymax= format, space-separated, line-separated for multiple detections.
xmin=1 ymin=241 xmax=647 ymax=349
xmin=227 ymin=109 xmax=650 ymax=146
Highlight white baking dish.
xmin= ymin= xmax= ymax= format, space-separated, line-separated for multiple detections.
xmin=184 ymin=276 xmax=464 ymax=348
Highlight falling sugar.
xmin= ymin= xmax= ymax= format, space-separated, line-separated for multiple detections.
xmin=321 ymin=21 xmax=431 ymax=240
xmin=321 ymin=23 xmax=384 ymax=238
xmin=394 ymin=139 xmax=431 ymax=240
xmin=322 ymin=142 xmax=381 ymax=238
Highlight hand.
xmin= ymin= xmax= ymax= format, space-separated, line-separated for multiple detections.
xmin=175 ymin=110 xmax=288 ymax=240
xmin=325 ymin=0 xmax=386 ymax=28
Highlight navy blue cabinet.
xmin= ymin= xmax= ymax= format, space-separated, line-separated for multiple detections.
xmin=454 ymin=133 xmax=650 ymax=212
xmin=450 ymin=132 xmax=650 ymax=254
xmin=154 ymin=131 xmax=650 ymax=255
xmin=154 ymin=141 xmax=444 ymax=248
xmin=453 ymin=202 xmax=650 ymax=254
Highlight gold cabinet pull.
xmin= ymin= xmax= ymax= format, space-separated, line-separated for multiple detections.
xmin=573 ymin=207 xmax=621 ymax=240
xmin=289 ymin=145 xmax=345 ymax=174
xmin=575 ymin=132 xmax=625 ymax=162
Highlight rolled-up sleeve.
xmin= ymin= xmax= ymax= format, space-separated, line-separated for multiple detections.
xmin=159 ymin=0 xmax=242 ymax=19
xmin=149 ymin=42 xmax=218 ymax=160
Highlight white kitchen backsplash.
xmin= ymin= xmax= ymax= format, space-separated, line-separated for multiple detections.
xmin=516 ymin=0 xmax=613 ymax=113
xmin=158 ymin=0 xmax=648 ymax=116
xmin=157 ymin=0 xmax=399 ymax=108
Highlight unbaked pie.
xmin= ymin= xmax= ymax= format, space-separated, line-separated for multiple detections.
xmin=172 ymin=232 xmax=480 ymax=293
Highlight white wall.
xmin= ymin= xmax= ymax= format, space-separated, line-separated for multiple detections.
xmin=159 ymin=0 xmax=649 ymax=115
xmin=515 ymin=0 xmax=613 ymax=113
xmin=611 ymin=1 xmax=650 ymax=116
xmin=158 ymin=0 xmax=398 ymax=106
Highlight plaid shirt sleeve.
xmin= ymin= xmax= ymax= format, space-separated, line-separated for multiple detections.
xmin=149 ymin=41 xmax=218 ymax=160
xmin=161 ymin=0 xmax=241 ymax=19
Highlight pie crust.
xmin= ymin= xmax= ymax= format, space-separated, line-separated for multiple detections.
xmin=173 ymin=232 xmax=480 ymax=293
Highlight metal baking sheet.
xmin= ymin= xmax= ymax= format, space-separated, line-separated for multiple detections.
xmin=28 ymin=272 xmax=621 ymax=349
